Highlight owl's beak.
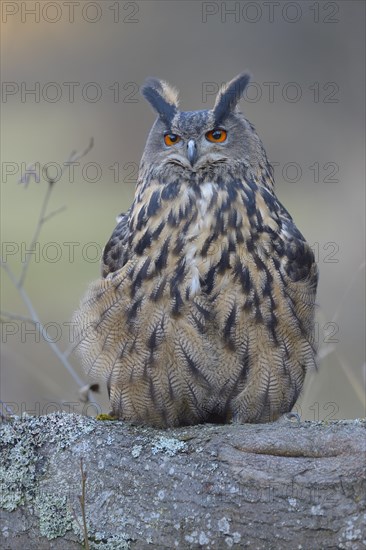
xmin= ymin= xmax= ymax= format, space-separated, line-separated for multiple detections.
xmin=187 ymin=139 xmax=198 ymax=166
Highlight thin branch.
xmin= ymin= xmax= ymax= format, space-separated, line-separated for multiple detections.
xmin=0 ymin=399 xmax=16 ymax=418
xmin=42 ymin=205 xmax=67 ymax=224
xmin=0 ymin=310 xmax=36 ymax=324
xmin=1 ymin=260 xmax=85 ymax=389
xmin=79 ymin=458 xmax=90 ymax=550
xmin=1 ymin=139 xmax=99 ymax=406
xmin=317 ymin=344 xmax=337 ymax=361
xmin=337 ymin=355 xmax=365 ymax=407
xmin=63 ymin=341 xmax=75 ymax=359
xmin=17 ymin=138 xmax=94 ymax=288
xmin=18 ymin=182 xmax=53 ymax=288
xmin=330 ymin=260 xmax=365 ymax=326
xmin=67 ymin=137 xmax=94 ymax=164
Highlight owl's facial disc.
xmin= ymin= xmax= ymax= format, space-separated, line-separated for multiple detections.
xmin=163 ymin=132 xmax=229 ymax=171
xmin=141 ymin=72 xmax=252 ymax=173
xmin=161 ymin=113 xmax=231 ymax=170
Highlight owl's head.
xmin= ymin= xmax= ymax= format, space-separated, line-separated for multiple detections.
xmin=140 ymin=73 xmax=269 ymax=178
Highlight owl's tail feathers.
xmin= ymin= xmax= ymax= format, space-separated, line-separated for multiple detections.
xmin=230 ymin=335 xmax=317 ymax=424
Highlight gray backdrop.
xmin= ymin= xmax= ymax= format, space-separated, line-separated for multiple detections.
xmin=1 ymin=0 xmax=365 ymax=420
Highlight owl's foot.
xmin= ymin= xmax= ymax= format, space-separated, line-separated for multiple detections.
xmin=282 ymin=411 xmax=301 ymax=425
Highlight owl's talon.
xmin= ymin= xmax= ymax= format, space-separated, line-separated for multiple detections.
xmin=283 ymin=412 xmax=301 ymax=425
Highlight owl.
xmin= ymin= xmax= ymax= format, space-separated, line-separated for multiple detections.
xmin=74 ymin=72 xmax=318 ymax=428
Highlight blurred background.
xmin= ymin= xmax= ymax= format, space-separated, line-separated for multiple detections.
xmin=1 ymin=0 xmax=365 ymax=420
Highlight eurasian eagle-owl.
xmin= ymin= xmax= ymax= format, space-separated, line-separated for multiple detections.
xmin=74 ymin=72 xmax=318 ymax=428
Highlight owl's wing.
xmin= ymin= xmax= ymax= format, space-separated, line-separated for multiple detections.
xmin=101 ymin=209 xmax=131 ymax=277
xmin=276 ymin=201 xmax=318 ymax=286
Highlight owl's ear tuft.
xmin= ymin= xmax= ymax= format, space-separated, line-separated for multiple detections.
xmin=213 ymin=72 xmax=251 ymax=123
xmin=141 ymin=78 xmax=179 ymax=124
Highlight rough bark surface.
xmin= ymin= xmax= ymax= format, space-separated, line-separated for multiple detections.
xmin=0 ymin=413 xmax=365 ymax=549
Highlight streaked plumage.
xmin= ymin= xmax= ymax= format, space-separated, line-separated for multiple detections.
xmin=74 ymin=73 xmax=318 ymax=428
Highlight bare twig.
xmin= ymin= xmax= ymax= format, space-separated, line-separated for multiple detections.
xmin=0 ymin=310 xmax=36 ymax=324
xmin=1 ymin=139 xmax=98 ymax=406
xmin=79 ymin=458 xmax=90 ymax=550
xmin=1 ymin=260 xmax=85 ymax=388
xmin=317 ymin=344 xmax=337 ymax=361
xmin=42 ymin=205 xmax=67 ymax=224
xmin=66 ymin=137 xmax=94 ymax=164
xmin=18 ymin=181 xmax=54 ymax=288
xmin=63 ymin=341 xmax=75 ymax=359
xmin=338 ymin=356 xmax=365 ymax=407
xmin=18 ymin=138 xmax=94 ymax=288
xmin=302 ymin=260 xmax=366 ymax=410
xmin=330 ymin=260 xmax=365 ymax=326
xmin=0 ymin=399 xmax=16 ymax=418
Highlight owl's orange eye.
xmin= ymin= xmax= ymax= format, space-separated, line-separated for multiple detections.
xmin=164 ymin=133 xmax=181 ymax=146
xmin=206 ymin=129 xmax=227 ymax=143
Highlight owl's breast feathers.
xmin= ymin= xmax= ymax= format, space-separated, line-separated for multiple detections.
xmin=75 ymin=167 xmax=318 ymax=427
xmin=104 ymin=167 xmax=316 ymax=305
